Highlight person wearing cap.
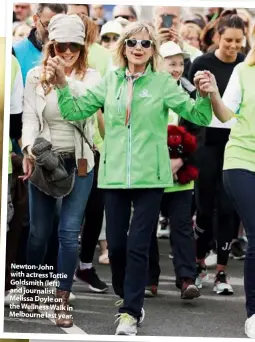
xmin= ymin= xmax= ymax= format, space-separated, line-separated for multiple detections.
xmin=21 ymin=14 xmax=101 ymax=328
xmin=100 ymin=20 xmax=123 ymax=50
xmin=45 ymin=21 xmax=212 ymax=336
xmin=145 ymin=41 xmax=203 ymax=299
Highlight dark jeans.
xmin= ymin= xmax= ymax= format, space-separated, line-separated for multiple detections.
xmin=148 ymin=190 xmax=196 ymax=286
xmin=80 ymin=151 xmax=104 ymax=263
xmin=195 ymin=144 xmax=239 ymax=265
xmin=27 ymin=158 xmax=93 ymax=292
xmin=223 ymin=169 xmax=255 ymax=318
xmin=104 ymin=188 xmax=163 ymax=319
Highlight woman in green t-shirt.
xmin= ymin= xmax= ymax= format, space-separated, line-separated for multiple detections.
xmin=195 ymin=51 xmax=255 ymax=338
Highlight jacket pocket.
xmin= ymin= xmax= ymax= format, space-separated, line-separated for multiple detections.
xmin=156 ymin=144 xmax=161 ymax=181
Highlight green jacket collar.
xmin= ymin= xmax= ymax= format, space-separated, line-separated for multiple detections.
xmin=115 ymin=63 xmax=153 ymax=79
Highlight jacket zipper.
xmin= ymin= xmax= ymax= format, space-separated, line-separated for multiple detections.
xmin=156 ymin=144 xmax=161 ymax=180
xmin=126 ymin=74 xmax=146 ymax=188
xmin=127 ymin=84 xmax=133 ymax=188
xmin=104 ymin=141 xmax=107 ymax=178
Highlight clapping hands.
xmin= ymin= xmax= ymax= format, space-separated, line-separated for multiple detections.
xmin=194 ymin=70 xmax=219 ymax=97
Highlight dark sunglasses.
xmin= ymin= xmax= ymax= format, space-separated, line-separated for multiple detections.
xmin=125 ymin=39 xmax=153 ymax=49
xmin=114 ymin=15 xmax=135 ymax=21
xmin=54 ymin=42 xmax=82 ymax=53
xmin=101 ymin=35 xmax=119 ymax=43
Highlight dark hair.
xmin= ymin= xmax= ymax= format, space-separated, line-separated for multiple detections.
xmin=71 ymin=4 xmax=90 ymax=17
xmin=36 ymin=4 xmax=68 ymax=15
xmin=217 ymin=14 xmax=245 ymax=35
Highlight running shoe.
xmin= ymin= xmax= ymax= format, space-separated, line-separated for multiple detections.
xmin=245 ymin=314 xmax=255 ymax=338
xmin=213 ymin=271 xmax=234 ymax=295
xmin=181 ymin=279 xmax=200 ymax=300
xmin=205 ymin=250 xmax=217 ymax=268
xmin=145 ymin=285 xmax=158 ymax=297
xmin=195 ymin=264 xmax=209 ymax=289
xmin=74 ymin=267 xmax=108 ymax=293
xmin=229 ymin=240 xmax=245 ymax=260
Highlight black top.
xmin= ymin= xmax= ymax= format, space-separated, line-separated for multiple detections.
xmin=188 ymin=52 xmax=245 ymax=145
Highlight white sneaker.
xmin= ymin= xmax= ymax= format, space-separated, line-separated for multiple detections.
xmin=195 ymin=264 xmax=209 ymax=289
xmin=213 ymin=271 xmax=234 ymax=295
xmin=138 ymin=308 xmax=145 ymax=326
xmin=205 ymin=250 xmax=217 ymax=268
xmin=245 ymin=315 xmax=255 ymax=338
xmin=115 ymin=313 xmax=138 ymax=335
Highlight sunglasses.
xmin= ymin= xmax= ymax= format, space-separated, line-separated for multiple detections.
xmin=114 ymin=15 xmax=135 ymax=21
xmin=101 ymin=35 xmax=119 ymax=43
xmin=54 ymin=42 xmax=82 ymax=54
xmin=125 ymin=39 xmax=153 ymax=49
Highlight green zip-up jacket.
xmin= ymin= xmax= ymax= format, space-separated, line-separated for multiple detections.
xmin=57 ymin=64 xmax=212 ymax=189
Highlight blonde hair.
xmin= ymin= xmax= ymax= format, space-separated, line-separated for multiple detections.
xmin=245 ymin=46 xmax=255 ymax=66
xmin=40 ymin=40 xmax=88 ymax=94
xmin=113 ymin=21 xmax=161 ymax=72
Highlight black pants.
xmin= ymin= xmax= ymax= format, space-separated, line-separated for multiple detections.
xmin=195 ymin=144 xmax=239 ymax=265
xmin=148 ymin=190 xmax=196 ymax=286
xmin=224 ymin=169 xmax=255 ymax=318
xmin=80 ymin=151 xmax=104 ymax=263
xmin=104 ymin=188 xmax=163 ymax=319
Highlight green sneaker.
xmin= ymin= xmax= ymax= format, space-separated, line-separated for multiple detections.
xmin=115 ymin=313 xmax=138 ymax=335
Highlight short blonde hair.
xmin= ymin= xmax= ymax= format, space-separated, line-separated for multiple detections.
xmin=113 ymin=21 xmax=161 ymax=72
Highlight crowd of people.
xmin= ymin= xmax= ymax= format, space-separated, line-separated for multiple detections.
xmin=5 ymin=2 xmax=255 ymax=338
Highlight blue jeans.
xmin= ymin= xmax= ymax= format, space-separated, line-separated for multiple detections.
xmin=27 ymin=160 xmax=93 ymax=292
xmin=223 ymin=169 xmax=255 ymax=318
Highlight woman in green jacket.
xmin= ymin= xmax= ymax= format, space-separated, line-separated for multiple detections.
xmin=45 ymin=21 xmax=212 ymax=336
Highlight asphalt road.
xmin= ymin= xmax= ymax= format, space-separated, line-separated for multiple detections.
xmin=4 ymin=239 xmax=246 ymax=337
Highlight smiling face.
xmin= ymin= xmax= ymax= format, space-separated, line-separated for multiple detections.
xmin=124 ymin=30 xmax=153 ymax=73
xmin=163 ymin=54 xmax=184 ymax=81
xmin=101 ymin=33 xmax=120 ymax=50
xmin=53 ymin=42 xmax=81 ymax=69
xmin=218 ymin=28 xmax=244 ymax=59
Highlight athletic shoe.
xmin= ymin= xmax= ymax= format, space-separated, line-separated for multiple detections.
xmin=181 ymin=279 xmax=200 ymax=300
xmin=195 ymin=264 xmax=209 ymax=289
xmin=157 ymin=216 xmax=170 ymax=238
xmin=229 ymin=241 xmax=245 ymax=260
xmin=115 ymin=313 xmax=138 ymax=335
xmin=74 ymin=267 xmax=108 ymax=293
xmin=115 ymin=299 xmax=145 ymax=326
xmin=245 ymin=314 xmax=255 ymax=338
xmin=145 ymin=285 xmax=158 ymax=297
xmin=205 ymin=250 xmax=217 ymax=268
xmin=213 ymin=271 xmax=234 ymax=295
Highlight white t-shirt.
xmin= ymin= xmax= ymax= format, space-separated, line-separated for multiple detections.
xmin=222 ymin=66 xmax=242 ymax=114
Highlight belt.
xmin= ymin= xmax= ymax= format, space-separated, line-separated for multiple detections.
xmin=58 ymin=151 xmax=76 ymax=159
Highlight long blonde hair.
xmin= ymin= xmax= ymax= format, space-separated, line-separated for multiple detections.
xmin=114 ymin=21 xmax=161 ymax=72
xmin=245 ymin=45 xmax=255 ymax=66
xmin=40 ymin=40 xmax=88 ymax=94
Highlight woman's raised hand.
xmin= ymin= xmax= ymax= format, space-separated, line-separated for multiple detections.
xmin=46 ymin=56 xmax=67 ymax=88
xmin=194 ymin=70 xmax=219 ymax=97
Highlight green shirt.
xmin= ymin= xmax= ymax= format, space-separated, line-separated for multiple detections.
xmin=88 ymin=43 xmax=111 ymax=151
xmin=224 ymin=62 xmax=255 ymax=172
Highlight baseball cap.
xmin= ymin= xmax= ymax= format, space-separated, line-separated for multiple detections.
xmin=100 ymin=20 xmax=123 ymax=36
xmin=160 ymin=41 xmax=190 ymax=59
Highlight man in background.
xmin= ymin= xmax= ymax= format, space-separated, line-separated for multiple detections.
xmin=13 ymin=3 xmax=67 ymax=85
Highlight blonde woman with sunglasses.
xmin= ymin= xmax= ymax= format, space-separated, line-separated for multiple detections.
xmin=46 ymin=21 xmax=213 ymax=335
xmin=21 ymin=14 xmax=102 ymax=329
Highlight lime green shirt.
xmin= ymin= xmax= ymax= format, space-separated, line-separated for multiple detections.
xmin=224 ymin=62 xmax=255 ymax=172
xmin=88 ymin=43 xmax=111 ymax=151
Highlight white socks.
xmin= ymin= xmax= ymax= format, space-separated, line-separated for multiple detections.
xmin=80 ymin=262 xmax=92 ymax=270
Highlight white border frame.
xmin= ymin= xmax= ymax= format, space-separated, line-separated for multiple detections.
xmin=1 ymin=0 xmax=255 ymax=340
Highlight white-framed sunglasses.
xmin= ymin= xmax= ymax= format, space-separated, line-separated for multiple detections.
xmin=125 ymin=39 xmax=153 ymax=49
